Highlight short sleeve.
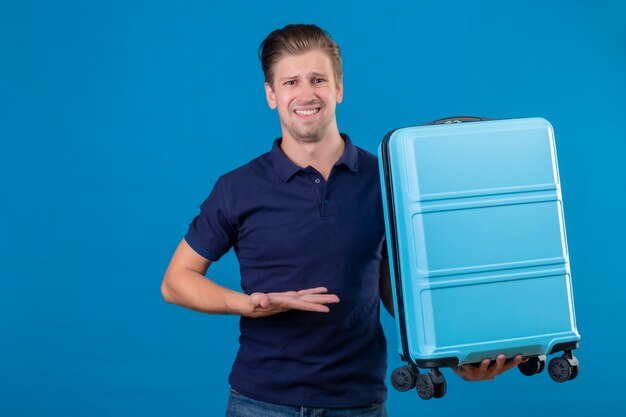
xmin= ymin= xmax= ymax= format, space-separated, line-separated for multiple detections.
xmin=184 ymin=177 xmax=237 ymax=262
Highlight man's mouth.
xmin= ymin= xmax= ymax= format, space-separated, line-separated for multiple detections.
xmin=294 ymin=108 xmax=320 ymax=116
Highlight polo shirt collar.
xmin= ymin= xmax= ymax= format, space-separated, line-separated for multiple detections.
xmin=270 ymin=133 xmax=359 ymax=182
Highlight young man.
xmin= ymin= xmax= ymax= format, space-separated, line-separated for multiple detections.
xmin=162 ymin=24 xmax=522 ymax=417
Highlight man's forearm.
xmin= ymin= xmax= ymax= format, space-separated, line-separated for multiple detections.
xmin=161 ymin=269 xmax=251 ymax=315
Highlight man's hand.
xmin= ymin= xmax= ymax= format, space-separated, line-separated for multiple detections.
xmin=453 ymin=354 xmax=525 ymax=381
xmin=245 ymin=287 xmax=340 ymax=318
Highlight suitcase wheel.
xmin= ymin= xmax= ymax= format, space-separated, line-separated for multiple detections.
xmin=416 ymin=368 xmax=446 ymax=400
xmin=518 ymin=355 xmax=546 ymax=376
xmin=548 ymin=351 xmax=579 ymax=383
xmin=391 ymin=365 xmax=418 ymax=392
xmin=416 ymin=373 xmax=434 ymax=400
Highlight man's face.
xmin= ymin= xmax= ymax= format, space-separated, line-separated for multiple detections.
xmin=265 ymin=49 xmax=343 ymax=143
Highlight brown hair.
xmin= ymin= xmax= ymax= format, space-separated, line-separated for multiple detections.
xmin=259 ymin=24 xmax=342 ymax=87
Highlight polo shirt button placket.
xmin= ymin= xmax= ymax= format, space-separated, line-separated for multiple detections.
xmin=316 ymin=177 xmax=329 ymax=216
xmin=310 ymin=172 xmax=329 ymax=217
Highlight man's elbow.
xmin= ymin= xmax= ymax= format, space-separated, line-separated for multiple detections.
xmin=161 ymin=276 xmax=175 ymax=304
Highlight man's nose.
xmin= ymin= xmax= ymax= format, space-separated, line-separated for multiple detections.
xmin=297 ymin=83 xmax=317 ymax=102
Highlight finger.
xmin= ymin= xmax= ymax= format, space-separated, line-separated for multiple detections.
xmin=502 ymin=355 xmax=523 ymax=372
xmin=496 ymin=354 xmax=506 ymax=367
xmin=271 ymin=295 xmax=333 ymax=313
xmin=289 ymin=299 xmax=332 ymax=312
xmin=267 ymin=288 xmax=329 ymax=297
xmin=479 ymin=359 xmax=491 ymax=372
xmin=297 ymin=287 xmax=330 ymax=295
xmin=300 ymin=294 xmax=340 ymax=304
xmin=491 ymin=354 xmax=507 ymax=374
xmin=497 ymin=354 xmax=507 ymax=366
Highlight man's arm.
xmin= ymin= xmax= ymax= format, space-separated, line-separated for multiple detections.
xmin=379 ymin=257 xmax=394 ymax=317
xmin=161 ymin=239 xmax=339 ymax=317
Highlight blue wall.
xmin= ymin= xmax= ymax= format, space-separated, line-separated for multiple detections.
xmin=1 ymin=1 xmax=625 ymax=415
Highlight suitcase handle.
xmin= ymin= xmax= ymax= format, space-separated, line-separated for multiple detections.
xmin=422 ymin=116 xmax=495 ymax=125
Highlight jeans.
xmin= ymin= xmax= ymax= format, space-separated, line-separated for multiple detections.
xmin=225 ymin=388 xmax=388 ymax=417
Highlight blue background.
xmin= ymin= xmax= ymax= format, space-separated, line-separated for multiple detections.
xmin=1 ymin=0 xmax=625 ymax=416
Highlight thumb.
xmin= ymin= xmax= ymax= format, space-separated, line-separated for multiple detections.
xmin=250 ymin=292 xmax=270 ymax=309
xmin=259 ymin=293 xmax=271 ymax=308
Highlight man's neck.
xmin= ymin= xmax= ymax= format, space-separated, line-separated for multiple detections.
xmin=280 ymin=130 xmax=345 ymax=180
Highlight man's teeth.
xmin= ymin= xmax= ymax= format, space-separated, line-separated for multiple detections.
xmin=295 ymin=109 xmax=319 ymax=116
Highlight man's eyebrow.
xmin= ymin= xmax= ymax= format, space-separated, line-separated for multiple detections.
xmin=279 ymin=72 xmax=329 ymax=82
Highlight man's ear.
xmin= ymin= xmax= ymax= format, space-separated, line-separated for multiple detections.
xmin=264 ymin=82 xmax=277 ymax=109
xmin=335 ymin=77 xmax=344 ymax=104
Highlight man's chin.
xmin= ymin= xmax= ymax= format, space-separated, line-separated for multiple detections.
xmin=282 ymin=118 xmax=334 ymax=143
xmin=295 ymin=134 xmax=323 ymax=143
xmin=289 ymin=129 xmax=324 ymax=143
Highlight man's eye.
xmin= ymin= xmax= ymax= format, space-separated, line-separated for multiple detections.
xmin=313 ymin=78 xmax=326 ymax=84
xmin=284 ymin=80 xmax=296 ymax=86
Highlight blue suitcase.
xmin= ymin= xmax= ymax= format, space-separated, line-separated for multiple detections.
xmin=378 ymin=116 xmax=581 ymax=399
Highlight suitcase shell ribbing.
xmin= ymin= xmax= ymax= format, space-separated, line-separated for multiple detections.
xmin=378 ymin=117 xmax=581 ymax=397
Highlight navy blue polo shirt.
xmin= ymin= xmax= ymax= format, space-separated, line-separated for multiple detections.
xmin=184 ymin=134 xmax=387 ymax=408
